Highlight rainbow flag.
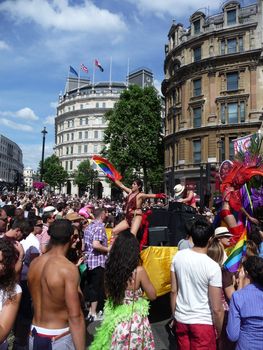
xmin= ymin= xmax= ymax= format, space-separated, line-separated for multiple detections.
xmin=224 ymin=230 xmax=247 ymax=273
xmin=92 ymin=155 xmax=122 ymax=181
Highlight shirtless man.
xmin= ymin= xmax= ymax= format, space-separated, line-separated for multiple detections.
xmin=27 ymin=219 xmax=85 ymax=350
xmin=110 ymin=177 xmax=166 ymax=236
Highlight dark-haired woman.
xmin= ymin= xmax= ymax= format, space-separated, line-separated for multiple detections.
xmin=109 ymin=178 xmax=166 ymax=236
xmin=90 ymin=231 xmax=156 ymax=349
xmin=227 ymin=256 xmax=263 ymax=350
xmin=0 ymin=238 xmax=22 ymax=350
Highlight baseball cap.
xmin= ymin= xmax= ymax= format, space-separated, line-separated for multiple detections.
xmin=65 ymin=212 xmax=83 ymax=221
xmin=214 ymin=226 xmax=233 ymax=238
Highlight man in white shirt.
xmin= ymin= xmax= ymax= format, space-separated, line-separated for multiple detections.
xmin=170 ymin=219 xmax=224 ymax=350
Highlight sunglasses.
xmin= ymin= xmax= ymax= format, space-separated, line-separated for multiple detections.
xmin=35 ymin=224 xmax=43 ymax=228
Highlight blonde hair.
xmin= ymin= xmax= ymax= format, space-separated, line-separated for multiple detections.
xmin=207 ymin=237 xmax=225 ymax=266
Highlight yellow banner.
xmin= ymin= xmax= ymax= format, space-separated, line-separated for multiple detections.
xmin=140 ymin=246 xmax=178 ymax=297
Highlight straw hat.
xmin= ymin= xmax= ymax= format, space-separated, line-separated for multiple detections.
xmin=214 ymin=226 xmax=233 ymax=238
xmin=173 ymin=184 xmax=185 ymax=196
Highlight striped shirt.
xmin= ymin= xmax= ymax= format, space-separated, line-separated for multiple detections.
xmin=227 ymin=283 xmax=263 ymax=350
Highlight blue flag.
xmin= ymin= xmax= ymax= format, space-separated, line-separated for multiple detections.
xmin=69 ymin=65 xmax=78 ymax=77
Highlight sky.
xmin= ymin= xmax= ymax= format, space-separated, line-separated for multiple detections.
xmin=0 ymin=0 xmax=255 ymax=170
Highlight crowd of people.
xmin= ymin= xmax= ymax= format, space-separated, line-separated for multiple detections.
xmin=0 ymin=188 xmax=262 ymax=349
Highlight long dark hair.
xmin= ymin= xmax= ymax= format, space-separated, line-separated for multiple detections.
xmin=0 ymin=238 xmax=17 ymax=298
xmin=105 ymin=231 xmax=140 ymax=307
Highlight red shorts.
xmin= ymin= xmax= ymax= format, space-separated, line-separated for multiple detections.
xmin=175 ymin=321 xmax=216 ymax=350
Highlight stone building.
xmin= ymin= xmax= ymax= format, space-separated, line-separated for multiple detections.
xmin=0 ymin=134 xmax=23 ymax=188
xmin=162 ymin=0 xmax=263 ymax=198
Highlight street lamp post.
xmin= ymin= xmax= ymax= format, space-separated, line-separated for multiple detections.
xmin=40 ymin=127 xmax=48 ymax=183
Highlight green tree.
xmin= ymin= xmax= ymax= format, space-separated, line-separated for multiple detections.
xmin=41 ymin=154 xmax=68 ymax=189
xmin=102 ymin=85 xmax=164 ymax=192
xmin=73 ymin=160 xmax=98 ymax=194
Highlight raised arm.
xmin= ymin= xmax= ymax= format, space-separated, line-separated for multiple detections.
xmin=139 ymin=193 xmax=166 ymax=200
xmin=64 ymin=265 xmax=86 ymax=350
xmin=107 ymin=175 xmax=131 ymax=194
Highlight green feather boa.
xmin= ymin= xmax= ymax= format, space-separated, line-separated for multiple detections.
xmin=89 ymin=298 xmax=150 ymax=350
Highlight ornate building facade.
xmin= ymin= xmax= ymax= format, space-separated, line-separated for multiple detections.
xmin=162 ymin=0 xmax=263 ymax=198
xmin=0 ymin=134 xmax=23 ymax=188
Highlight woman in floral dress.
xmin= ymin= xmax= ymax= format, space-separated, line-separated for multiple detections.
xmin=90 ymin=230 xmax=156 ymax=349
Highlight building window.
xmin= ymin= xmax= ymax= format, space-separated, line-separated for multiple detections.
xmin=69 ymin=161 xmax=73 ymax=170
xmin=79 ymin=132 xmax=82 ymax=139
xmin=239 ymin=37 xmax=243 ymax=52
xmin=71 ymin=146 xmax=73 ymax=154
xmin=193 ymin=46 xmax=201 ymax=62
xmin=96 ymin=102 xmax=99 ymax=108
xmin=193 ymin=140 xmax=201 ymax=163
xmin=193 ymin=107 xmax=202 ymax=128
xmin=94 ymin=130 xmax=98 ymax=139
xmin=71 ymin=133 xmax=74 ymax=140
xmin=227 ymin=103 xmax=238 ymax=123
xmin=220 ymin=104 xmax=226 ymax=124
xmin=67 ymin=134 xmax=69 ymax=141
xmin=65 ymin=161 xmax=68 ymax=171
xmin=102 ymin=102 xmax=106 ymax=108
xmin=227 ymin=72 xmax=238 ymax=91
xmin=86 ymin=117 xmax=89 ymax=125
xmin=78 ymin=145 xmax=81 ymax=154
xmin=79 ymin=118 xmax=83 ymax=125
xmin=227 ymin=38 xmax=237 ymax=54
xmin=94 ymin=144 xmax=98 ymax=153
xmin=84 ymin=144 xmax=88 ymax=153
xmin=227 ymin=9 xmax=236 ymax=25
xmin=229 ymin=137 xmax=236 ymax=160
xmin=193 ymin=79 xmax=201 ymax=96
xmin=193 ymin=19 xmax=200 ymax=34
xmin=240 ymin=101 xmax=245 ymax=122
xmin=66 ymin=147 xmax=69 ymax=155
xmin=80 ymin=104 xmax=83 ymax=109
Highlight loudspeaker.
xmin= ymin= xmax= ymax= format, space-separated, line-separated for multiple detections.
xmin=168 ymin=201 xmax=197 ymax=214
xmin=148 ymin=226 xmax=168 ymax=246
xmin=148 ymin=207 xmax=169 ymax=227
xmin=168 ymin=211 xmax=198 ymax=246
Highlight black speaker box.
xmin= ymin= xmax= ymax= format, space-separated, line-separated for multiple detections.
xmin=148 ymin=226 xmax=169 ymax=246
xmin=168 ymin=211 xmax=198 ymax=246
xmin=148 ymin=207 xmax=169 ymax=227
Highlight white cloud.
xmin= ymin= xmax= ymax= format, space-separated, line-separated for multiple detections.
xmin=44 ymin=115 xmax=55 ymax=125
xmin=0 ymin=107 xmax=39 ymax=121
xmin=0 ymin=0 xmax=127 ymax=33
xmin=154 ymin=79 xmax=162 ymax=95
xmin=21 ymin=142 xmax=54 ymax=170
xmin=0 ymin=40 xmax=10 ymax=50
xmin=50 ymin=101 xmax=58 ymax=109
xmin=126 ymin=0 xmax=219 ymax=18
xmin=0 ymin=118 xmax=34 ymax=132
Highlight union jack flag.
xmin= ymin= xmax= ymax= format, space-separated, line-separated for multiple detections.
xmin=80 ymin=63 xmax=88 ymax=73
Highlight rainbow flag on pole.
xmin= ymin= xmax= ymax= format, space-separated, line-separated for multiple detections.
xmin=224 ymin=230 xmax=247 ymax=273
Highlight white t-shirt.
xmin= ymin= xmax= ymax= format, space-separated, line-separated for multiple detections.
xmin=171 ymin=248 xmax=222 ymax=325
xmin=20 ymin=233 xmax=40 ymax=280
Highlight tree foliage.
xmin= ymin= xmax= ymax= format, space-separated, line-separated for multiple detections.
xmin=42 ymin=154 xmax=68 ymax=188
xmin=73 ymin=160 xmax=98 ymax=191
xmin=102 ymin=85 xmax=164 ymax=192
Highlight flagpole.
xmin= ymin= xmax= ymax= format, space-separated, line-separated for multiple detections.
xmin=109 ymin=57 xmax=112 ymax=90
xmin=126 ymin=58 xmax=130 ymax=88
xmin=77 ymin=64 xmax=80 ymax=93
xmin=66 ymin=66 xmax=70 ymax=95
xmin=92 ymin=59 xmax=95 ymax=92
